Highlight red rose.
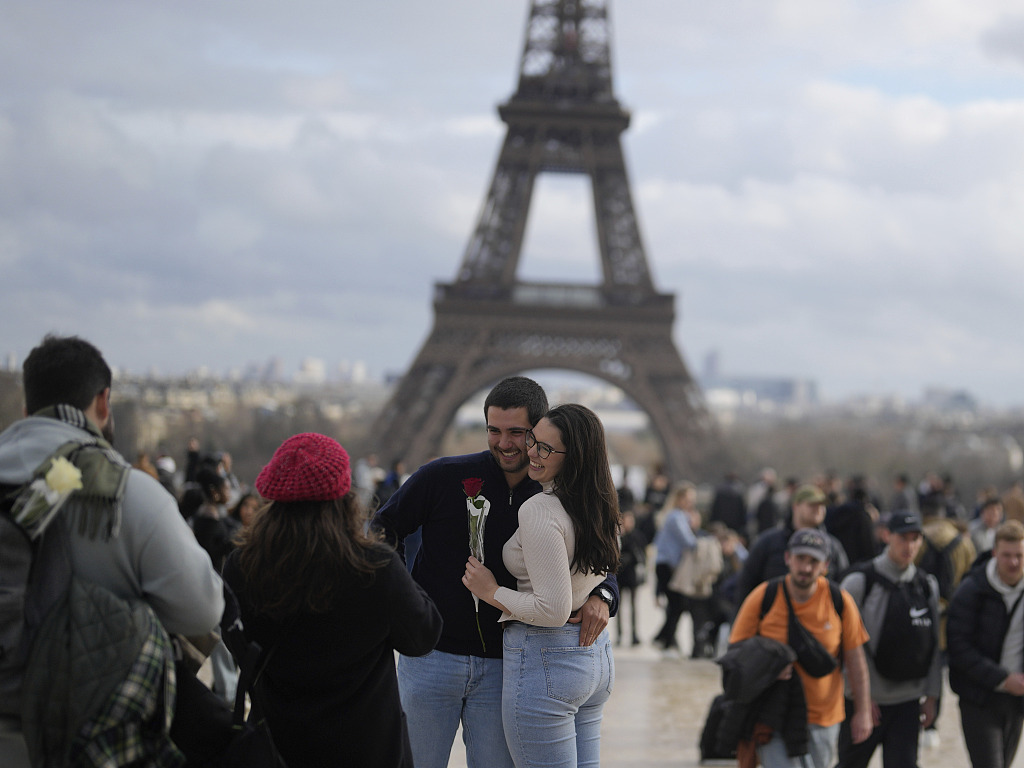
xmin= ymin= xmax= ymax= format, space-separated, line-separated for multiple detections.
xmin=462 ymin=477 xmax=484 ymax=498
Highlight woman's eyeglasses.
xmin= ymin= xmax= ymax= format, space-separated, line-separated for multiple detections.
xmin=525 ymin=430 xmax=567 ymax=459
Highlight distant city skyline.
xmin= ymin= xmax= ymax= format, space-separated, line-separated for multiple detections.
xmin=3 ymin=346 xmax=1008 ymax=418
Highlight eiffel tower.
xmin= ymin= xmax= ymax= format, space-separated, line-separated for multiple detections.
xmin=371 ymin=0 xmax=724 ymax=479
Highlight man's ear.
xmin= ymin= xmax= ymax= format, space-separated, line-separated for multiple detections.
xmin=91 ymin=387 xmax=111 ymax=426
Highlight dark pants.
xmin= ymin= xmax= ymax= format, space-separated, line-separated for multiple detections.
xmin=924 ymin=649 xmax=946 ymax=735
xmin=960 ymin=694 xmax=1024 ymax=768
xmin=837 ymin=697 xmax=919 ymax=768
xmin=687 ymin=596 xmax=715 ymax=658
xmin=616 ymin=586 xmax=640 ymax=644
xmin=654 ymin=563 xmax=687 ymax=650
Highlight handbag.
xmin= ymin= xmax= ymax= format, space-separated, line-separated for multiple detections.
xmin=222 ymin=628 xmax=288 ymax=768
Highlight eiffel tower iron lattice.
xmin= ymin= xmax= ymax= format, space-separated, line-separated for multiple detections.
xmin=370 ymin=0 xmax=725 ymax=480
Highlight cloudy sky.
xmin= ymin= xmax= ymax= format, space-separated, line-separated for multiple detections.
xmin=4 ymin=1 xmax=1024 ymax=406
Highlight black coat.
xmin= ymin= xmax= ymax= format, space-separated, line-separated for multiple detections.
xmin=947 ymin=563 xmax=1024 ymax=709
xmin=223 ymin=547 xmax=442 ymax=768
xmin=825 ymin=501 xmax=877 ymax=568
xmin=710 ymin=483 xmax=747 ymax=535
xmin=714 ymin=636 xmax=808 ymax=758
xmin=617 ymin=528 xmax=647 ymax=590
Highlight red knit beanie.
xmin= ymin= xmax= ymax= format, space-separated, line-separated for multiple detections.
xmin=256 ymin=433 xmax=351 ymax=502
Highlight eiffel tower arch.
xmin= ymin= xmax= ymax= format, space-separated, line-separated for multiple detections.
xmin=371 ymin=0 xmax=726 ymax=480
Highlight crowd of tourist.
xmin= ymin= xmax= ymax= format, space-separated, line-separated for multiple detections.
xmin=3 ymin=332 xmax=1024 ymax=768
xmin=621 ymin=463 xmax=1024 ymax=768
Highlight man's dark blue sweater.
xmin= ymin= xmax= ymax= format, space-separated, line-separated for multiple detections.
xmin=374 ymin=451 xmax=542 ymax=659
xmin=374 ymin=450 xmax=618 ymax=659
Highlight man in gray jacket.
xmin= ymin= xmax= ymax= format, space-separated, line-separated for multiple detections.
xmin=837 ymin=512 xmax=942 ymax=768
xmin=0 ymin=334 xmax=225 ymax=767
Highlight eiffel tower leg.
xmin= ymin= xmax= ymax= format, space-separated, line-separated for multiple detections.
xmin=459 ymin=129 xmax=538 ymax=290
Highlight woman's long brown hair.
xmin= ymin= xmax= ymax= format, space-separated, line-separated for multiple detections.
xmin=234 ymin=492 xmax=385 ymax=620
xmin=544 ymin=403 xmax=621 ymax=576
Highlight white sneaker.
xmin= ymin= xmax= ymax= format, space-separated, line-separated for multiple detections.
xmin=661 ymin=647 xmax=682 ymax=660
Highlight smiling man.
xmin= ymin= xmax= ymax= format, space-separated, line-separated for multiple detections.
xmin=372 ymin=376 xmax=618 ymax=768
xmin=947 ymin=520 xmax=1024 ymax=768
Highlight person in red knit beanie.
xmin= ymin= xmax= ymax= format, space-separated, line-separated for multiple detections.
xmin=223 ymin=432 xmax=442 ymax=768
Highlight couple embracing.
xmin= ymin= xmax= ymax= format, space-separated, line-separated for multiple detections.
xmin=374 ymin=376 xmax=621 ymax=768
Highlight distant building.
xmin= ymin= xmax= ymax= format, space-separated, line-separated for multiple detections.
xmin=699 ymin=351 xmax=817 ymax=412
xmin=295 ymin=358 xmax=327 ymax=385
xmin=701 ymin=374 xmax=818 ymax=412
xmin=921 ymin=387 xmax=978 ymax=413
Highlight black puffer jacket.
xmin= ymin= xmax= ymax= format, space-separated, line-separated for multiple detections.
xmin=947 ymin=560 xmax=1024 ymax=708
xmin=714 ymin=636 xmax=808 ymax=758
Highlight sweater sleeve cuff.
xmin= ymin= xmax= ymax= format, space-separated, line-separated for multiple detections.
xmin=494 ymin=586 xmax=521 ymax=619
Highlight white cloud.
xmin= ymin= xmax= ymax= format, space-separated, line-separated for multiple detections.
xmin=196 ymin=209 xmax=265 ymax=253
xmin=2 ymin=0 xmax=1024 ymax=405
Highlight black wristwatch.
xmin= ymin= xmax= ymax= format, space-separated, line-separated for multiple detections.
xmin=594 ymin=587 xmax=614 ymax=609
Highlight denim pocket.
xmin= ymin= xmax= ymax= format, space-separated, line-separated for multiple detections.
xmin=541 ymin=645 xmax=596 ymax=704
xmin=504 ymin=630 xmax=522 ymax=654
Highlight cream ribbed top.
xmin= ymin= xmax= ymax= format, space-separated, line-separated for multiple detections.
xmin=494 ymin=486 xmax=605 ymax=626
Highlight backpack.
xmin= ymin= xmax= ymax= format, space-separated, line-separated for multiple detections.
xmin=699 ymin=693 xmax=736 ymax=761
xmin=1 ymin=436 xmax=127 ymax=713
xmin=0 ymin=478 xmax=73 ymax=717
xmin=851 ymin=563 xmax=937 ymax=681
xmin=918 ymin=534 xmax=960 ymax=603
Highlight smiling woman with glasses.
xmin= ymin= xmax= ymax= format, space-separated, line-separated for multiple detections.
xmin=524 ymin=429 xmax=567 ymax=459
xmin=463 ymin=404 xmax=621 ymax=768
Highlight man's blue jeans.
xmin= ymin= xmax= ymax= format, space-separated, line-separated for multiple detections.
xmin=397 ymin=650 xmax=514 ymax=768
xmin=501 ymin=622 xmax=614 ymax=768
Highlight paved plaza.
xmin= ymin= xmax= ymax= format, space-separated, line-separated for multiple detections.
xmin=445 ymin=579 xmax=1024 ymax=768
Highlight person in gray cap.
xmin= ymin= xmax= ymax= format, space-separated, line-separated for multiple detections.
xmin=838 ymin=512 xmax=941 ymax=768
xmin=736 ymin=484 xmax=851 ymax=605
xmin=730 ymin=528 xmax=872 ymax=768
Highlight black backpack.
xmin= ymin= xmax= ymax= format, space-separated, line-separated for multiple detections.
xmin=0 ymin=473 xmax=75 ymax=716
xmin=917 ymin=534 xmax=960 ymax=604
xmin=852 ymin=563 xmax=937 ymax=681
xmin=699 ymin=693 xmax=736 ymax=761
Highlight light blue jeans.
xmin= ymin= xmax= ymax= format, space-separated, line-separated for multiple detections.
xmin=502 ymin=622 xmax=614 ymax=768
xmin=757 ymin=722 xmax=840 ymax=768
xmin=397 ymin=649 xmax=514 ymax=768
